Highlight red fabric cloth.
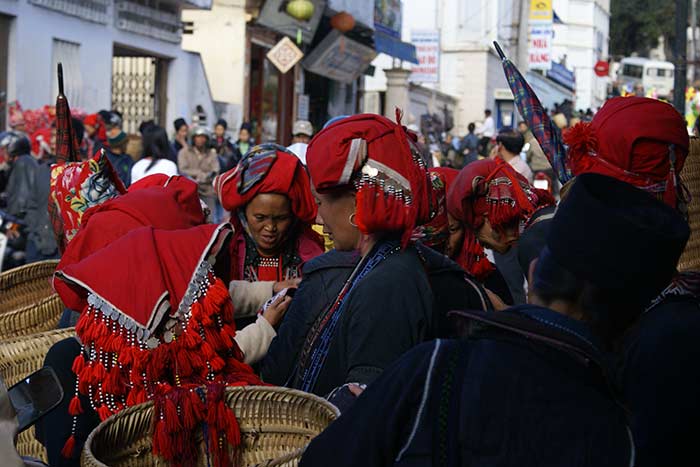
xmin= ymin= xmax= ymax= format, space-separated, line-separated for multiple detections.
xmin=55 ymin=176 xmax=206 ymax=282
xmin=83 ymin=113 xmax=107 ymax=145
xmin=55 ymin=224 xmax=226 ymax=329
xmin=564 ymin=97 xmax=689 ymax=208
xmin=447 ymin=158 xmax=554 ymax=279
xmin=214 ymin=145 xmax=317 ymax=224
xmin=306 ymin=112 xmax=431 ymax=245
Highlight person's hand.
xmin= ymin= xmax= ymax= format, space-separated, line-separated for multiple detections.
xmin=273 ymin=278 xmax=301 ymax=294
xmin=262 ymin=294 xmax=292 ymax=327
xmin=347 ymin=383 xmax=365 ymax=397
xmin=485 ymin=288 xmax=509 ymax=311
xmin=4 ymin=229 xmax=19 ymax=241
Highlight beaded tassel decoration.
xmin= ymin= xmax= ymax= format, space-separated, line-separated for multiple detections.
xmin=62 ymin=262 xmax=262 ymax=464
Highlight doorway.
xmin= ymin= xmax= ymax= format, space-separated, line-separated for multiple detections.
xmin=112 ymin=45 xmax=168 ymax=134
xmin=248 ymin=42 xmax=294 ymax=145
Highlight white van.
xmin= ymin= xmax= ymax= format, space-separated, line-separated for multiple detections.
xmin=618 ymin=57 xmax=675 ymax=98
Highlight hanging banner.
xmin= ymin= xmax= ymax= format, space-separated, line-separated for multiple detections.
xmin=528 ymin=0 xmax=553 ymax=71
xmin=410 ymin=30 xmax=439 ymax=83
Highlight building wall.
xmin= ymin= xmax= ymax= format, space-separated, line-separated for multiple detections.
xmin=0 ymin=0 xmax=214 ymax=131
xmin=551 ymin=0 xmax=610 ymax=110
xmin=181 ymin=0 xmax=246 ymax=127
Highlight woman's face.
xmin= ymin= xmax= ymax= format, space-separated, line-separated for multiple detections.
xmin=445 ymin=213 xmax=465 ymax=259
xmin=476 ymin=217 xmax=519 ymax=254
xmin=245 ymin=193 xmax=294 ymax=256
xmin=177 ymin=125 xmax=188 ymax=140
xmin=239 ymin=129 xmax=251 ymax=143
xmin=314 ymin=189 xmax=360 ymax=251
xmin=215 ymin=125 xmax=226 ymax=138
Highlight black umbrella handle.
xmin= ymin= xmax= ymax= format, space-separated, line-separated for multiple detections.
xmin=493 ymin=41 xmax=506 ymax=60
xmin=57 ymin=63 xmax=64 ymax=96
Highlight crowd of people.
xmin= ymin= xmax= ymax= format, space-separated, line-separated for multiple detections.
xmin=0 ymin=95 xmax=699 ymax=467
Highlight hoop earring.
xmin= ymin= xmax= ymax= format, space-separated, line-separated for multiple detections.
xmin=349 ymin=213 xmax=358 ymax=227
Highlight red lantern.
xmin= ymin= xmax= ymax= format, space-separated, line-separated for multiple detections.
xmin=331 ymin=11 xmax=355 ymax=33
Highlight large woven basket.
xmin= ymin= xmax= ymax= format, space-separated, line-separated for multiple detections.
xmin=0 ymin=260 xmax=64 ymax=338
xmin=679 ymin=138 xmax=700 ymax=271
xmin=82 ymin=386 xmax=339 ymax=467
xmin=0 ymin=326 xmax=77 ymax=462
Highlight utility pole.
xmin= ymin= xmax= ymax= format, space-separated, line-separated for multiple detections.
xmin=674 ymin=0 xmax=689 ymax=113
xmin=691 ymin=0 xmax=698 ymax=82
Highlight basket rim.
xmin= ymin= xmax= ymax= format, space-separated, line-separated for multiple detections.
xmin=82 ymin=385 xmax=339 ymax=467
xmin=0 ymin=259 xmax=59 ymax=284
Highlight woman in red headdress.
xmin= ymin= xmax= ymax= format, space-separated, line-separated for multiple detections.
xmin=214 ymin=144 xmax=324 ymax=316
xmin=262 ymin=113 xmax=436 ymax=401
xmin=447 ymin=158 xmax=555 ymax=305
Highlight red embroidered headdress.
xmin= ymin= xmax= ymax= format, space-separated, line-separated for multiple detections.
xmin=306 ymin=111 xmax=432 ymax=246
xmin=447 ymin=159 xmax=554 ymax=279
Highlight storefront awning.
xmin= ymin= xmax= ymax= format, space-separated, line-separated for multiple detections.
xmin=374 ymin=31 xmax=418 ymax=64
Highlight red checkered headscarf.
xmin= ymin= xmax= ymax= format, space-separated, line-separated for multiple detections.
xmin=447 ymin=158 xmax=554 ymax=280
xmin=214 ymin=143 xmax=317 ymax=224
xmin=306 ymin=112 xmax=432 ymax=246
xmin=412 ymin=167 xmax=460 ymax=253
xmin=564 ymin=97 xmax=689 ymax=210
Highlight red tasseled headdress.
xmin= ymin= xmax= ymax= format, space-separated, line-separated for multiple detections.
xmin=54 ymin=224 xmax=263 ymax=466
xmin=306 ymin=111 xmax=432 ymax=247
xmin=564 ymin=96 xmax=688 ymax=209
xmin=213 ymin=143 xmax=318 ymax=225
xmin=447 ymin=159 xmax=554 ymax=280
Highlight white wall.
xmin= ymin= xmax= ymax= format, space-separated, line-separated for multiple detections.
xmin=0 ymin=0 xmax=214 ymax=130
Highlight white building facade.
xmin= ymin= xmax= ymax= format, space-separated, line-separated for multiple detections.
xmin=551 ymin=0 xmax=611 ymax=111
xmin=0 ymin=0 xmax=215 ymax=133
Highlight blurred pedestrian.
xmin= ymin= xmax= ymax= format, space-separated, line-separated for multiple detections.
xmin=231 ymin=122 xmax=253 ymax=167
xmin=475 ymin=109 xmax=495 ymax=157
xmin=213 ymin=118 xmax=235 ymax=171
xmin=177 ymin=126 xmax=220 ymax=219
xmin=460 ymin=122 xmax=480 ymax=166
xmin=291 ymin=120 xmax=313 ymax=144
xmin=105 ymin=130 xmax=133 ymax=187
xmin=171 ymin=117 xmax=188 ymax=160
xmin=131 ymin=126 xmax=178 ymax=184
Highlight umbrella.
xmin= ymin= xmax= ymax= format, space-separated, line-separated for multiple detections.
xmin=54 ymin=63 xmax=80 ymax=164
xmin=493 ymin=41 xmax=572 ymax=184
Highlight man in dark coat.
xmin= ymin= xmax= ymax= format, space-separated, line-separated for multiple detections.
xmin=300 ymin=173 xmax=689 ymax=467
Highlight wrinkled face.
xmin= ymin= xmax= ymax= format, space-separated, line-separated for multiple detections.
xmin=177 ymin=125 xmax=189 ymax=140
xmin=245 ymin=193 xmax=293 ymax=256
xmin=193 ymin=134 xmax=208 ymax=149
xmin=215 ymin=125 xmax=226 ymax=138
xmin=292 ymin=134 xmax=311 ymax=144
xmin=314 ymin=189 xmax=360 ymax=251
xmin=476 ymin=217 xmax=519 ymax=254
xmin=445 ymin=213 xmax=465 ymax=259
xmin=239 ymin=129 xmax=251 ymax=143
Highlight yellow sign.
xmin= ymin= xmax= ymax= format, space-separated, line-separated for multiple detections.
xmin=530 ymin=0 xmax=553 ymax=22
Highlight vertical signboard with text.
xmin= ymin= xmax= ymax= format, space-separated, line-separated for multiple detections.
xmin=528 ymin=0 xmax=553 ymax=71
xmin=410 ymin=30 xmax=439 ymax=83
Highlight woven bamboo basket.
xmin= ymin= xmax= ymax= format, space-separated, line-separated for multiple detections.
xmin=0 ymin=326 xmax=76 ymax=462
xmin=0 ymin=260 xmax=64 ymax=338
xmin=679 ymin=138 xmax=700 ymax=271
xmin=82 ymin=386 xmax=339 ymax=467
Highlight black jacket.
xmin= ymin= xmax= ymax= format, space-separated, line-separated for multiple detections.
xmin=301 ymin=305 xmax=633 ymax=467
xmin=262 ymin=245 xmax=493 ymax=395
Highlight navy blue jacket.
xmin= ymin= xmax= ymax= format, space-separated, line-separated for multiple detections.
xmin=301 ymin=305 xmax=633 ymax=467
xmin=262 ymin=245 xmax=493 ymax=395
xmin=620 ymin=294 xmax=700 ymax=466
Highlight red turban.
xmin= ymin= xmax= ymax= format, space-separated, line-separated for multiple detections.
xmin=306 ymin=112 xmax=431 ymax=245
xmin=412 ymin=167 xmax=459 ymax=252
xmin=214 ymin=143 xmax=317 ymax=224
xmin=447 ymin=158 xmax=554 ymax=279
xmin=564 ymin=97 xmax=688 ymax=208
xmin=56 ymin=175 xmax=206 ymax=275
